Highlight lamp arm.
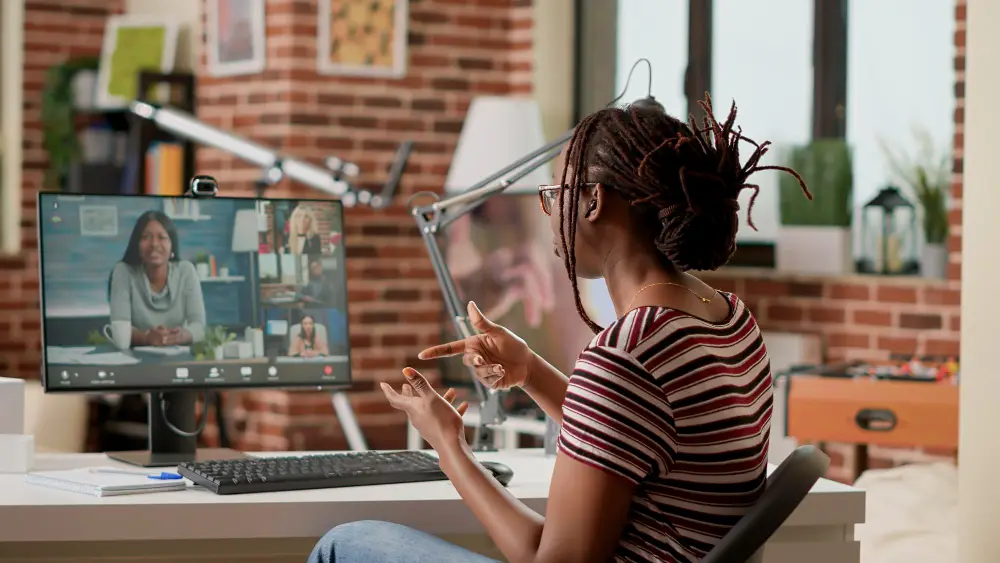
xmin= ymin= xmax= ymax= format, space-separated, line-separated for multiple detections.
xmin=128 ymin=101 xmax=412 ymax=208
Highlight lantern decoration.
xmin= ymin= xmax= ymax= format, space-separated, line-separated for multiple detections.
xmin=856 ymin=186 xmax=920 ymax=275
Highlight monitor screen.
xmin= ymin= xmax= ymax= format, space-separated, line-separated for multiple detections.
xmin=37 ymin=193 xmax=351 ymax=392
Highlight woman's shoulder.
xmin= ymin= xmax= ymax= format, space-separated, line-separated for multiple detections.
xmin=172 ymin=259 xmax=198 ymax=275
xmin=111 ymin=261 xmax=135 ymax=277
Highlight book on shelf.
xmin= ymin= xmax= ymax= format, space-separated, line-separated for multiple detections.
xmin=145 ymin=141 xmax=185 ymax=196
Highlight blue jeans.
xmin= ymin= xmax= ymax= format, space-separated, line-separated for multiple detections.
xmin=308 ymin=520 xmax=501 ymax=563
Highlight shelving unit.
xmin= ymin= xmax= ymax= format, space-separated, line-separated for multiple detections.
xmin=124 ymin=71 xmax=197 ymax=195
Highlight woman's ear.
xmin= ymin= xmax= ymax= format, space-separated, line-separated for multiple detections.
xmin=583 ymin=183 xmax=606 ymax=222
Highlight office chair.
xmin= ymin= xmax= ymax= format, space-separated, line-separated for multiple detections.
xmin=702 ymin=445 xmax=831 ymax=563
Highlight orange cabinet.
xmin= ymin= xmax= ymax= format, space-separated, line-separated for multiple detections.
xmin=786 ymin=375 xmax=959 ymax=451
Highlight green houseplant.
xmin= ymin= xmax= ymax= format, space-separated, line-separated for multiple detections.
xmin=779 ymin=139 xmax=853 ymax=227
xmin=776 ymin=139 xmax=854 ymax=274
xmin=40 ymin=56 xmax=99 ymax=191
xmin=878 ymin=128 xmax=950 ymax=278
xmin=192 ymin=325 xmax=237 ymax=361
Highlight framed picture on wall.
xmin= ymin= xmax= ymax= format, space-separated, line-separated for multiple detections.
xmin=207 ymin=0 xmax=267 ymax=77
xmin=317 ymin=0 xmax=409 ymax=78
xmin=95 ymin=15 xmax=179 ymax=108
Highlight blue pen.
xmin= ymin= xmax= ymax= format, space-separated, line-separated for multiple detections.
xmin=91 ymin=468 xmax=183 ymax=480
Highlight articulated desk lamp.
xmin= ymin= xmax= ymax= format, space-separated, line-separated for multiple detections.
xmin=128 ymin=101 xmax=413 ymax=207
xmin=126 ymin=102 xmax=415 ymax=453
xmin=410 ymin=59 xmax=661 ymax=451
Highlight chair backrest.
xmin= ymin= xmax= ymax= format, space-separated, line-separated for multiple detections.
xmin=701 ymin=445 xmax=831 ymax=563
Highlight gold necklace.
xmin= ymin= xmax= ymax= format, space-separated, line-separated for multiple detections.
xmin=625 ymin=281 xmax=713 ymax=313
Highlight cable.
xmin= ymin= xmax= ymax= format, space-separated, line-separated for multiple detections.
xmin=608 ymin=57 xmax=655 ymax=107
xmin=158 ymin=391 xmax=211 ymax=438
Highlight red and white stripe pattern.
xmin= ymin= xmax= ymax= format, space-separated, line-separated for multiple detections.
xmin=558 ymin=292 xmax=772 ymax=562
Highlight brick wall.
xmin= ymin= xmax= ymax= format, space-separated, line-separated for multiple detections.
xmin=0 ymin=0 xmax=124 ymax=379
xmin=701 ymin=0 xmax=967 ymax=480
xmin=195 ymin=0 xmax=534 ymax=451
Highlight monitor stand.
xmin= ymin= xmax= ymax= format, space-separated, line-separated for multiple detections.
xmin=106 ymin=391 xmax=247 ymax=468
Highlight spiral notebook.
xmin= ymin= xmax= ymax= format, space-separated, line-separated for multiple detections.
xmin=25 ymin=467 xmax=187 ymax=497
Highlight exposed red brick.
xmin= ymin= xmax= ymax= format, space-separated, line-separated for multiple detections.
xmin=829 ymin=283 xmax=870 ymax=301
xmin=807 ymin=306 xmax=846 ymax=324
xmin=767 ymin=304 xmax=804 ymax=322
xmin=925 ymin=338 xmax=961 ymax=357
xmin=876 ymin=286 xmax=918 ymax=304
xmin=853 ymin=309 xmax=893 ymax=327
xmin=899 ymin=313 xmax=943 ymax=330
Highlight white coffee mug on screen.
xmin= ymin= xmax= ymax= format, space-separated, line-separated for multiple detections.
xmin=102 ymin=320 xmax=131 ymax=350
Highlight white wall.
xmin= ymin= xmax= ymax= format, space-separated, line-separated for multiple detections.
xmin=0 ymin=0 xmax=24 ymax=255
xmin=958 ymin=2 xmax=1000 ymax=560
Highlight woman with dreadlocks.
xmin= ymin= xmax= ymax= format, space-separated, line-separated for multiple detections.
xmin=308 ymin=94 xmax=811 ymax=563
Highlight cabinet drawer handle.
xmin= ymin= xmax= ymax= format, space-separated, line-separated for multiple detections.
xmin=855 ymin=408 xmax=897 ymax=432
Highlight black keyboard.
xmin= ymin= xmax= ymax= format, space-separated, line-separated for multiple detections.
xmin=178 ymin=450 xmax=448 ymax=495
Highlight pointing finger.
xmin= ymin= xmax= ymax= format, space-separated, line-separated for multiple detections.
xmin=442 ymin=388 xmax=457 ymax=403
xmin=456 ymin=401 xmax=469 ymax=416
xmin=418 ymin=340 xmax=467 ymax=360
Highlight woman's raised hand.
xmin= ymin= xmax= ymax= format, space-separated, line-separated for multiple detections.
xmin=418 ymin=301 xmax=534 ymax=390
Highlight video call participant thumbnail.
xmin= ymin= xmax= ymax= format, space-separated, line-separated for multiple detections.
xmin=108 ymin=210 xmax=207 ymax=348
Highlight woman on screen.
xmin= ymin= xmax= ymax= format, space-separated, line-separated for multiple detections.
xmin=288 ymin=205 xmax=322 ymax=258
xmin=288 ymin=314 xmax=328 ymax=358
xmin=310 ymin=95 xmax=812 ymax=562
xmin=108 ymin=210 xmax=206 ymax=347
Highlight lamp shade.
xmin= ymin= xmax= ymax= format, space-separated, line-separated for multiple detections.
xmin=232 ymin=208 xmax=259 ymax=252
xmin=444 ymin=96 xmax=552 ymax=195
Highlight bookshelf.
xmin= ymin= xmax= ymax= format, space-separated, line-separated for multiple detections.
xmin=124 ymin=71 xmax=197 ymax=195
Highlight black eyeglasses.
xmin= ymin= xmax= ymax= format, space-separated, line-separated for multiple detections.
xmin=537 ymin=183 xmax=598 ymax=216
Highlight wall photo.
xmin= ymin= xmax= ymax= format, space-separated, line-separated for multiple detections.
xmin=317 ymin=0 xmax=409 ymax=78
xmin=206 ymin=0 xmax=267 ymax=77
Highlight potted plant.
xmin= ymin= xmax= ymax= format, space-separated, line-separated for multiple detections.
xmin=192 ymin=326 xmax=237 ymax=361
xmin=879 ymin=129 xmax=950 ymax=279
xmin=192 ymin=252 xmax=211 ymax=279
xmin=40 ymin=56 xmax=100 ymax=191
xmin=776 ymin=139 xmax=854 ymax=274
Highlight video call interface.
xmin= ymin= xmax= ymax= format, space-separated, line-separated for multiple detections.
xmin=38 ymin=193 xmax=351 ymax=391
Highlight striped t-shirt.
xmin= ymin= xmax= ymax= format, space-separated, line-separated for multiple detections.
xmin=557 ymin=292 xmax=772 ymax=562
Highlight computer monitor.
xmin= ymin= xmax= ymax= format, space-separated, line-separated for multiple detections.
xmin=37 ymin=192 xmax=351 ymax=466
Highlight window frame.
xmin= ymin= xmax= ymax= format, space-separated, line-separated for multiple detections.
xmin=572 ymin=0 xmax=849 ymax=142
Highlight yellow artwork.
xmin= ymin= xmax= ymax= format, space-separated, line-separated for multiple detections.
xmin=320 ymin=0 xmax=407 ymax=76
xmin=107 ymin=27 xmax=167 ymax=99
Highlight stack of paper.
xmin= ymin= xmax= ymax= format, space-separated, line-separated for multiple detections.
xmin=25 ymin=467 xmax=187 ymax=497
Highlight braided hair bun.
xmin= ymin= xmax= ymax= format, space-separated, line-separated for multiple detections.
xmin=558 ymin=93 xmax=811 ymax=333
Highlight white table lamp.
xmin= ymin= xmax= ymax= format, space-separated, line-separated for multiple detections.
xmin=232 ymin=208 xmax=260 ymax=326
xmin=231 ymin=209 xmax=259 ymax=253
xmin=445 ymin=96 xmax=552 ymax=195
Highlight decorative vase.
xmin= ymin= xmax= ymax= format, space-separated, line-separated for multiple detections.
xmin=776 ymin=226 xmax=853 ymax=275
xmin=921 ymin=243 xmax=948 ymax=279
xmin=196 ymin=262 xmax=210 ymax=279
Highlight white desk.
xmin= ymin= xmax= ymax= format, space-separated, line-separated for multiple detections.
xmin=0 ymin=449 xmax=865 ymax=563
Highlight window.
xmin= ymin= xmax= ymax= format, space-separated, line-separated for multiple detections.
xmin=846 ymin=0 xmax=954 ymax=208
xmin=712 ymin=0 xmax=813 ymax=243
xmin=574 ymin=0 xmax=955 ymax=266
xmin=615 ymin=0 xmax=689 ymax=116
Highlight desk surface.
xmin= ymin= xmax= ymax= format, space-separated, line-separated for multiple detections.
xmin=0 ymin=449 xmax=865 ymax=544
